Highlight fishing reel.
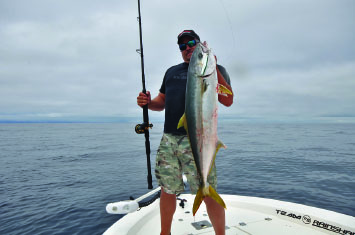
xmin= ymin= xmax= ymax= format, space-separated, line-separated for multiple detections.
xmin=135 ymin=122 xmax=153 ymax=134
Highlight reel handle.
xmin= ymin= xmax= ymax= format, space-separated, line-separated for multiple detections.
xmin=135 ymin=122 xmax=153 ymax=134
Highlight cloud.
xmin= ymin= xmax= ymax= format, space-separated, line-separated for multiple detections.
xmin=0 ymin=0 xmax=354 ymax=122
xmin=230 ymin=61 xmax=355 ymax=119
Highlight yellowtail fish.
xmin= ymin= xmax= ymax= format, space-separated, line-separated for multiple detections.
xmin=178 ymin=42 xmax=232 ymax=215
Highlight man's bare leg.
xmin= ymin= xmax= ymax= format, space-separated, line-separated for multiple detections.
xmin=204 ymin=196 xmax=225 ymax=235
xmin=160 ymin=187 xmax=176 ymax=235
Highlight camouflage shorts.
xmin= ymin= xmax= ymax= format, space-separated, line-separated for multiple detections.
xmin=155 ymin=133 xmax=217 ymax=194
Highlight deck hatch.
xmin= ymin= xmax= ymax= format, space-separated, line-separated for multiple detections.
xmin=191 ymin=220 xmax=212 ymax=230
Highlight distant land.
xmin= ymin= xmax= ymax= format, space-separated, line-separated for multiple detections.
xmin=1 ymin=116 xmax=354 ymax=124
xmin=0 ymin=116 xmax=145 ymax=124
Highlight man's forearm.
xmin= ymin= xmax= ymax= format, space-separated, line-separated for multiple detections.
xmin=217 ymin=67 xmax=234 ymax=107
xmin=149 ymin=93 xmax=165 ymax=111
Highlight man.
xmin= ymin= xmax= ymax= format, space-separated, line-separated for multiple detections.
xmin=137 ymin=30 xmax=233 ymax=235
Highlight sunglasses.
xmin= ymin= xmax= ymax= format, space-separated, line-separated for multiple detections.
xmin=179 ymin=40 xmax=199 ymax=51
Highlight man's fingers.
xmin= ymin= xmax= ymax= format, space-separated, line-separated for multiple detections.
xmin=137 ymin=91 xmax=151 ymax=107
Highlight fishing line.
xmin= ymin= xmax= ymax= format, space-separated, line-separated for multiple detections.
xmin=216 ymin=0 xmax=237 ymax=63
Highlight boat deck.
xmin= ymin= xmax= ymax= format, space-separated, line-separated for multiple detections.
xmin=104 ymin=194 xmax=355 ymax=235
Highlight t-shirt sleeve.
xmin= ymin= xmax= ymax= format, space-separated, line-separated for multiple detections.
xmin=217 ymin=64 xmax=231 ymax=86
xmin=159 ymin=74 xmax=166 ymax=94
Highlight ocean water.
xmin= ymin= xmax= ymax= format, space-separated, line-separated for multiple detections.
xmin=1 ymin=121 xmax=354 ymax=235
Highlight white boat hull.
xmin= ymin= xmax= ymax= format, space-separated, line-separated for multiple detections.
xmin=104 ymin=194 xmax=355 ymax=235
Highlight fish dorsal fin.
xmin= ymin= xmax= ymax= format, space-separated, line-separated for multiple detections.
xmin=177 ymin=113 xmax=188 ymax=133
xmin=217 ymin=83 xmax=233 ymax=96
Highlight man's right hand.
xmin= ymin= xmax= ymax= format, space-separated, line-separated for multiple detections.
xmin=137 ymin=91 xmax=151 ymax=108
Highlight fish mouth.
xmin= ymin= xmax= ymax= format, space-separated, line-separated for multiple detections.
xmin=201 ymin=47 xmax=209 ymax=53
xmin=199 ymin=42 xmax=209 ymax=53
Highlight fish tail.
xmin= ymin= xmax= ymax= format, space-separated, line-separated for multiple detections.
xmin=192 ymin=186 xmax=226 ymax=216
xmin=208 ymin=185 xmax=226 ymax=209
xmin=193 ymin=187 xmax=204 ymax=216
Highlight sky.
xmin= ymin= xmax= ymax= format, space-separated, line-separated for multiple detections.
xmin=1 ymin=0 xmax=354 ymax=123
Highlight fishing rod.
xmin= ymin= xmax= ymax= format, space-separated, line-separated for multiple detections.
xmin=135 ymin=0 xmax=153 ymax=189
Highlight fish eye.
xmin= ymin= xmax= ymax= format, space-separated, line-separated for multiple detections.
xmin=198 ymin=53 xmax=203 ymax=59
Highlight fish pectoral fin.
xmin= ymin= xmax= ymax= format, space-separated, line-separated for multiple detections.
xmin=177 ymin=113 xmax=188 ymax=132
xmin=203 ymin=79 xmax=209 ymax=93
xmin=193 ymin=187 xmax=204 ymax=216
xmin=217 ymin=83 xmax=233 ymax=96
xmin=209 ymin=185 xmax=226 ymax=209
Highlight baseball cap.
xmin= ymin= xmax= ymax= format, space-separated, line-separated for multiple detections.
xmin=177 ymin=30 xmax=200 ymax=44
